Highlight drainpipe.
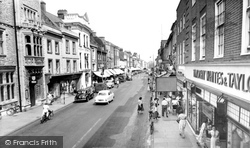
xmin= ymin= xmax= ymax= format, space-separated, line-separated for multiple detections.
xmin=13 ymin=0 xmax=22 ymax=112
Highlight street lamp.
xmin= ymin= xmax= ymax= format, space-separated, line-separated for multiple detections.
xmin=100 ymin=63 xmax=104 ymax=82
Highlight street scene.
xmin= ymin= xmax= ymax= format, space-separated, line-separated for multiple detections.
xmin=0 ymin=0 xmax=250 ymax=148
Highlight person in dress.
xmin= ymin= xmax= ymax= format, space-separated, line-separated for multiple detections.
xmin=208 ymin=125 xmax=220 ymax=148
xmin=177 ymin=110 xmax=187 ymax=138
xmin=196 ymin=120 xmax=208 ymax=147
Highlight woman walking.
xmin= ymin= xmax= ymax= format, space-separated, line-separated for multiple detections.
xmin=137 ymin=97 xmax=144 ymax=113
xmin=177 ymin=110 xmax=187 ymax=138
xmin=208 ymin=125 xmax=220 ymax=148
xmin=196 ymin=120 xmax=207 ymax=147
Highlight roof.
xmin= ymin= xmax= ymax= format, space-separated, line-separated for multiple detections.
xmin=41 ymin=11 xmax=61 ymax=31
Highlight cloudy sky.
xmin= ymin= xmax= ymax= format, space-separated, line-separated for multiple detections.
xmin=43 ymin=0 xmax=180 ymax=62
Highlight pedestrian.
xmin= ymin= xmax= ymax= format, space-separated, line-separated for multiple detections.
xmin=176 ymin=104 xmax=183 ymax=116
xmin=208 ymin=125 xmax=220 ymax=148
xmin=177 ymin=110 xmax=187 ymax=138
xmin=172 ymin=98 xmax=179 ymax=115
xmin=153 ymin=103 xmax=160 ymax=120
xmin=116 ymin=78 xmax=119 ymax=88
xmin=161 ymin=97 xmax=168 ymax=117
xmin=47 ymin=92 xmax=54 ymax=105
xmin=137 ymin=97 xmax=144 ymax=113
xmin=196 ymin=120 xmax=208 ymax=148
xmin=166 ymin=95 xmax=172 ymax=114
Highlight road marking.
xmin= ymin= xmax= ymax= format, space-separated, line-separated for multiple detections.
xmin=72 ymin=118 xmax=102 ymax=148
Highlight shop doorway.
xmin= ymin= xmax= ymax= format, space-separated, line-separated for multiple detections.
xmin=29 ymin=83 xmax=35 ymax=106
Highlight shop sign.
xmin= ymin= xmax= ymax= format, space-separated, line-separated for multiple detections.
xmin=31 ymin=76 xmax=36 ymax=83
xmin=193 ymin=69 xmax=250 ymax=93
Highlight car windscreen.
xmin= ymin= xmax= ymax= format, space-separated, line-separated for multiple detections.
xmin=98 ymin=92 xmax=107 ymax=96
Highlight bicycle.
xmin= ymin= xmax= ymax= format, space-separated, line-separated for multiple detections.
xmin=6 ymin=103 xmax=20 ymax=116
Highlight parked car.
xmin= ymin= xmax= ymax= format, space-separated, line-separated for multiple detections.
xmin=94 ymin=90 xmax=114 ymax=104
xmin=94 ymin=82 xmax=108 ymax=93
xmin=74 ymin=86 xmax=95 ymax=102
xmin=106 ymin=80 xmax=114 ymax=89
xmin=119 ymin=75 xmax=126 ymax=83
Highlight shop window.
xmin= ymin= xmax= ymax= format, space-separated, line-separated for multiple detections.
xmin=239 ymin=108 xmax=250 ymax=128
xmin=227 ymin=102 xmax=240 ymax=122
xmin=0 ymin=72 xmax=15 ymax=102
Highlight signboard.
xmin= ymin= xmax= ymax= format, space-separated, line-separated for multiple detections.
xmin=31 ymin=76 xmax=36 ymax=83
xmin=156 ymin=76 xmax=177 ymax=92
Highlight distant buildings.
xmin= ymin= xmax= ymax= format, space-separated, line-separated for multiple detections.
xmin=0 ymin=0 xmax=146 ymax=112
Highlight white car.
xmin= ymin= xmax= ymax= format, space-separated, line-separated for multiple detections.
xmin=94 ymin=90 xmax=114 ymax=104
xmin=106 ymin=80 xmax=114 ymax=89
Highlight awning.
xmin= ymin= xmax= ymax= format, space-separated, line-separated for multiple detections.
xmin=93 ymin=71 xmax=110 ymax=78
xmin=114 ymin=69 xmax=124 ymax=74
xmin=108 ymin=69 xmax=118 ymax=75
xmin=105 ymin=69 xmax=113 ymax=76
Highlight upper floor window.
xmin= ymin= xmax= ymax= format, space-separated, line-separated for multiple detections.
xmin=214 ymin=0 xmax=225 ymax=58
xmin=48 ymin=59 xmax=53 ymax=73
xmin=192 ymin=23 xmax=197 ymax=61
xmin=47 ymin=39 xmax=52 ymax=54
xmin=73 ymin=60 xmax=77 ymax=72
xmin=83 ymin=35 xmax=86 ymax=47
xmin=66 ymin=60 xmax=71 ymax=73
xmin=55 ymin=41 xmax=59 ymax=54
xmin=200 ymin=13 xmax=206 ymax=60
xmin=0 ymin=30 xmax=4 ymax=55
xmin=72 ymin=42 xmax=76 ymax=55
xmin=241 ymin=0 xmax=250 ymax=54
xmin=183 ymin=13 xmax=185 ymax=29
xmin=25 ymin=35 xmax=43 ymax=57
xmin=23 ymin=6 xmax=37 ymax=23
xmin=56 ymin=59 xmax=60 ymax=74
xmin=86 ymin=36 xmax=89 ymax=48
xmin=66 ymin=40 xmax=70 ymax=54
xmin=79 ymin=53 xmax=82 ymax=70
xmin=79 ymin=33 xmax=81 ymax=47
xmin=180 ymin=18 xmax=183 ymax=31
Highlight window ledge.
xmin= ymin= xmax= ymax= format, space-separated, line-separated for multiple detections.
xmin=0 ymin=55 xmax=7 ymax=57
xmin=240 ymin=52 xmax=250 ymax=56
xmin=199 ymin=58 xmax=205 ymax=61
xmin=213 ymin=56 xmax=224 ymax=59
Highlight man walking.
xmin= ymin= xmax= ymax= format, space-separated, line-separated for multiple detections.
xmin=161 ymin=97 xmax=168 ymax=117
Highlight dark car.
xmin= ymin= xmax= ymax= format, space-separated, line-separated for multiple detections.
xmin=119 ymin=75 xmax=126 ymax=82
xmin=94 ymin=83 xmax=108 ymax=93
xmin=74 ymin=86 xmax=95 ymax=102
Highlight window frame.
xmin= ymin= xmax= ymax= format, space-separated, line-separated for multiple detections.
xmin=56 ymin=59 xmax=60 ymax=74
xmin=47 ymin=39 xmax=52 ymax=54
xmin=72 ymin=41 xmax=76 ymax=55
xmin=241 ymin=0 xmax=250 ymax=55
xmin=200 ymin=13 xmax=206 ymax=60
xmin=66 ymin=40 xmax=70 ymax=54
xmin=66 ymin=60 xmax=71 ymax=73
xmin=48 ymin=59 xmax=53 ymax=73
xmin=55 ymin=41 xmax=60 ymax=55
xmin=0 ymin=29 xmax=6 ymax=56
xmin=214 ymin=0 xmax=225 ymax=58
xmin=192 ymin=23 xmax=197 ymax=61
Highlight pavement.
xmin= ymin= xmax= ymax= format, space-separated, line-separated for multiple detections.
xmin=152 ymin=96 xmax=200 ymax=148
xmin=0 ymin=93 xmax=75 ymax=136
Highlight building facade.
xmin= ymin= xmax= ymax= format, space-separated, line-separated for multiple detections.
xmin=175 ymin=0 xmax=250 ymax=148
xmin=0 ymin=0 xmax=20 ymax=112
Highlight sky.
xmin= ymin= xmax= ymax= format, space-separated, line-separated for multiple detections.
xmin=43 ymin=0 xmax=180 ymax=62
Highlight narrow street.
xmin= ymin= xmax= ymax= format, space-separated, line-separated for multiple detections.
xmin=7 ymin=74 xmax=151 ymax=148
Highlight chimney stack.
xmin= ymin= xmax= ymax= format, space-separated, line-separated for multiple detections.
xmin=57 ymin=9 xmax=68 ymax=19
xmin=41 ymin=1 xmax=46 ymax=12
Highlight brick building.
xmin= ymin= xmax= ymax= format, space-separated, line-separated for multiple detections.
xmin=175 ymin=0 xmax=250 ymax=148
xmin=0 ymin=0 xmax=20 ymax=112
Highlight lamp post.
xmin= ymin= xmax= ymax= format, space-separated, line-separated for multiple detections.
xmin=100 ymin=63 xmax=104 ymax=82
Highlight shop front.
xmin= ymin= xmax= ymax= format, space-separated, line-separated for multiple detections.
xmin=183 ymin=64 xmax=250 ymax=148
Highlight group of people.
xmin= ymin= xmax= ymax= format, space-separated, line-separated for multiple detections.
xmin=197 ymin=119 xmax=220 ymax=148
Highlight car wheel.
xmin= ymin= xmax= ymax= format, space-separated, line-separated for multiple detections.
xmin=86 ymin=97 xmax=89 ymax=102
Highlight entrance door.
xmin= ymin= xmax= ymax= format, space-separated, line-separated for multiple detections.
xmin=29 ymin=83 xmax=35 ymax=106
